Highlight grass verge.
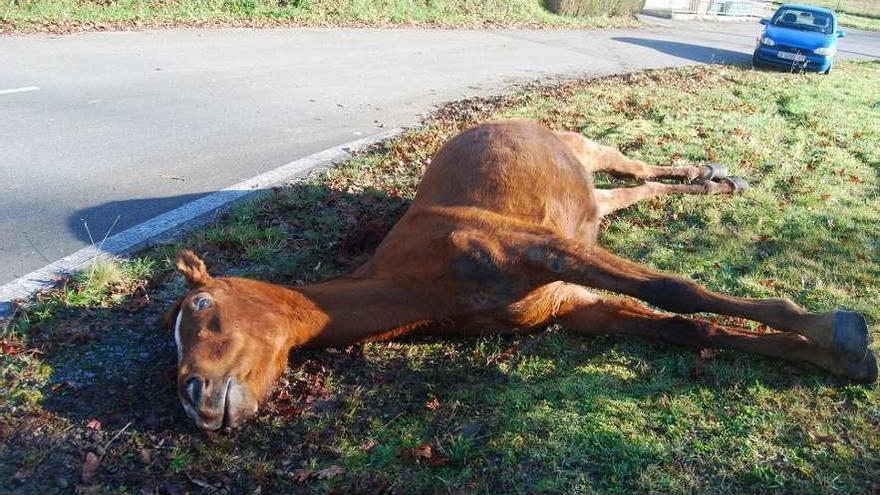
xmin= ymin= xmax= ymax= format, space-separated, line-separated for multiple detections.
xmin=835 ymin=10 xmax=880 ymax=31
xmin=2 ymin=61 xmax=879 ymax=494
xmin=772 ymin=0 xmax=880 ymax=31
xmin=0 ymin=0 xmax=638 ymax=34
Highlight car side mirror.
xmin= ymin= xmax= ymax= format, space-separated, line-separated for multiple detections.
xmin=760 ymin=18 xmax=769 ymax=25
xmin=836 ymin=30 xmax=845 ymax=38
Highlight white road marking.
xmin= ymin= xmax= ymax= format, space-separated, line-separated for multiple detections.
xmin=0 ymin=86 xmax=39 ymax=95
xmin=0 ymin=128 xmax=402 ymax=318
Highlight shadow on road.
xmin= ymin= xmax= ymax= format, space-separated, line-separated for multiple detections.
xmin=612 ymin=36 xmax=752 ymax=65
xmin=66 ymin=192 xmax=212 ymax=245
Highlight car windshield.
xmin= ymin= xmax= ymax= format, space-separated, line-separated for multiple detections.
xmin=772 ymin=7 xmax=834 ymax=34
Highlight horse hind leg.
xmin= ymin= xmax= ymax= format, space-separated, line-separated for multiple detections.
xmin=593 ymin=178 xmax=747 ymax=217
xmin=555 ymin=131 xmax=724 ymax=182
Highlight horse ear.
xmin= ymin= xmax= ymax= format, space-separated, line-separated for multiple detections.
xmin=176 ymin=250 xmax=211 ymax=288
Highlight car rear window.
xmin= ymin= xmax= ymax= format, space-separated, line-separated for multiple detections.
xmin=772 ymin=7 xmax=833 ymax=34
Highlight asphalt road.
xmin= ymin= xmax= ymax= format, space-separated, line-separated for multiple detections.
xmin=1 ymin=17 xmax=879 ymax=287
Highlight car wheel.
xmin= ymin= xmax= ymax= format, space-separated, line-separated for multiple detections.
xmin=823 ymin=63 xmax=833 ymax=75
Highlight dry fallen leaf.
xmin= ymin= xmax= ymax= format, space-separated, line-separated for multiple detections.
xmin=315 ymin=465 xmax=345 ymax=480
xmin=399 ymin=442 xmax=449 ymax=467
xmin=359 ymin=439 xmax=377 ymax=452
xmin=705 ymin=146 xmax=716 ymax=161
xmin=0 ymin=341 xmax=23 ymax=355
xmin=690 ymin=349 xmax=709 ymax=381
xmin=426 ymin=454 xmax=449 ymax=467
xmin=486 ymin=346 xmax=516 ymax=365
xmin=425 ymin=397 xmax=441 ymax=411
xmin=810 ymin=433 xmax=835 ymax=445
xmin=80 ymin=452 xmax=100 ymax=483
xmin=123 ymin=292 xmax=150 ymax=313
xmin=291 ymin=468 xmax=314 ymax=483
xmin=412 ymin=443 xmax=432 ymax=460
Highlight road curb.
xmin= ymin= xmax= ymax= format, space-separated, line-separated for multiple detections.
xmin=0 ymin=128 xmax=403 ymax=319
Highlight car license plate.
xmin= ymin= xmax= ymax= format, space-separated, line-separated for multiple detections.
xmin=777 ymin=51 xmax=806 ymax=62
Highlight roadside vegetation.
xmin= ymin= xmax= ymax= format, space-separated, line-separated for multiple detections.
xmin=0 ymin=0 xmax=642 ymax=33
xmin=834 ymin=12 xmax=880 ymax=31
xmin=773 ymin=0 xmax=880 ymax=31
xmin=2 ymin=61 xmax=879 ymax=493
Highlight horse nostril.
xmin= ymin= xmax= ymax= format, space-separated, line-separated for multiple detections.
xmin=185 ymin=375 xmax=206 ymax=406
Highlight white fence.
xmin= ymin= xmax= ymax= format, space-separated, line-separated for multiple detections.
xmin=644 ymin=0 xmax=773 ymax=19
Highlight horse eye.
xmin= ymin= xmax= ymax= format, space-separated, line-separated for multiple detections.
xmin=191 ymin=294 xmax=213 ymax=311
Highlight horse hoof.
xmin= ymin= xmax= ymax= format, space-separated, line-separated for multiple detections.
xmin=841 ymin=349 xmax=878 ymax=384
xmin=698 ymin=162 xmax=728 ymax=181
xmin=833 ymin=310 xmax=870 ymax=363
xmin=721 ymin=176 xmax=749 ymax=194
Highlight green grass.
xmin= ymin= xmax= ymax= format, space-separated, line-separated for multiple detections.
xmin=772 ymin=0 xmax=880 ymax=31
xmin=2 ymin=62 xmax=879 ymax=493
xmin=0 ymin=0 xmax=639 ymax=33
xmin=4 ymin=256 xmax=156 ymax=338
xmin=835 ymin=10 xmax=880 ymax=31
xmin=797 ymin=0 xmax=879 ymax=18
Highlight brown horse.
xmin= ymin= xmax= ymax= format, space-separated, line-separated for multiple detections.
xmin=169 ymin=120 xmax=876 ymax=431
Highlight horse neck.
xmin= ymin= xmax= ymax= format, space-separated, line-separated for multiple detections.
xmin=287 ymin=275 xmax=443 ymax=348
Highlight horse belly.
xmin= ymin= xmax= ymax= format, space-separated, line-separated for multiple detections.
xmin=413 ymin=120 xmax=599 ymax=234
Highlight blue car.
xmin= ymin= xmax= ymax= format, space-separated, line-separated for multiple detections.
xmin=752 ymin=3 xmax=845 ymax=74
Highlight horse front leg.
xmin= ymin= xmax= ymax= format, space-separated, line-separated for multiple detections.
xmin=451 ymin=226 xmax=875 ymax=382
xmin=527 ymin=240 xmax=874 ymax=379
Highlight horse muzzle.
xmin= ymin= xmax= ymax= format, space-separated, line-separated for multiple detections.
xmin=179 ymin=374 xmax=258 ymax=431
